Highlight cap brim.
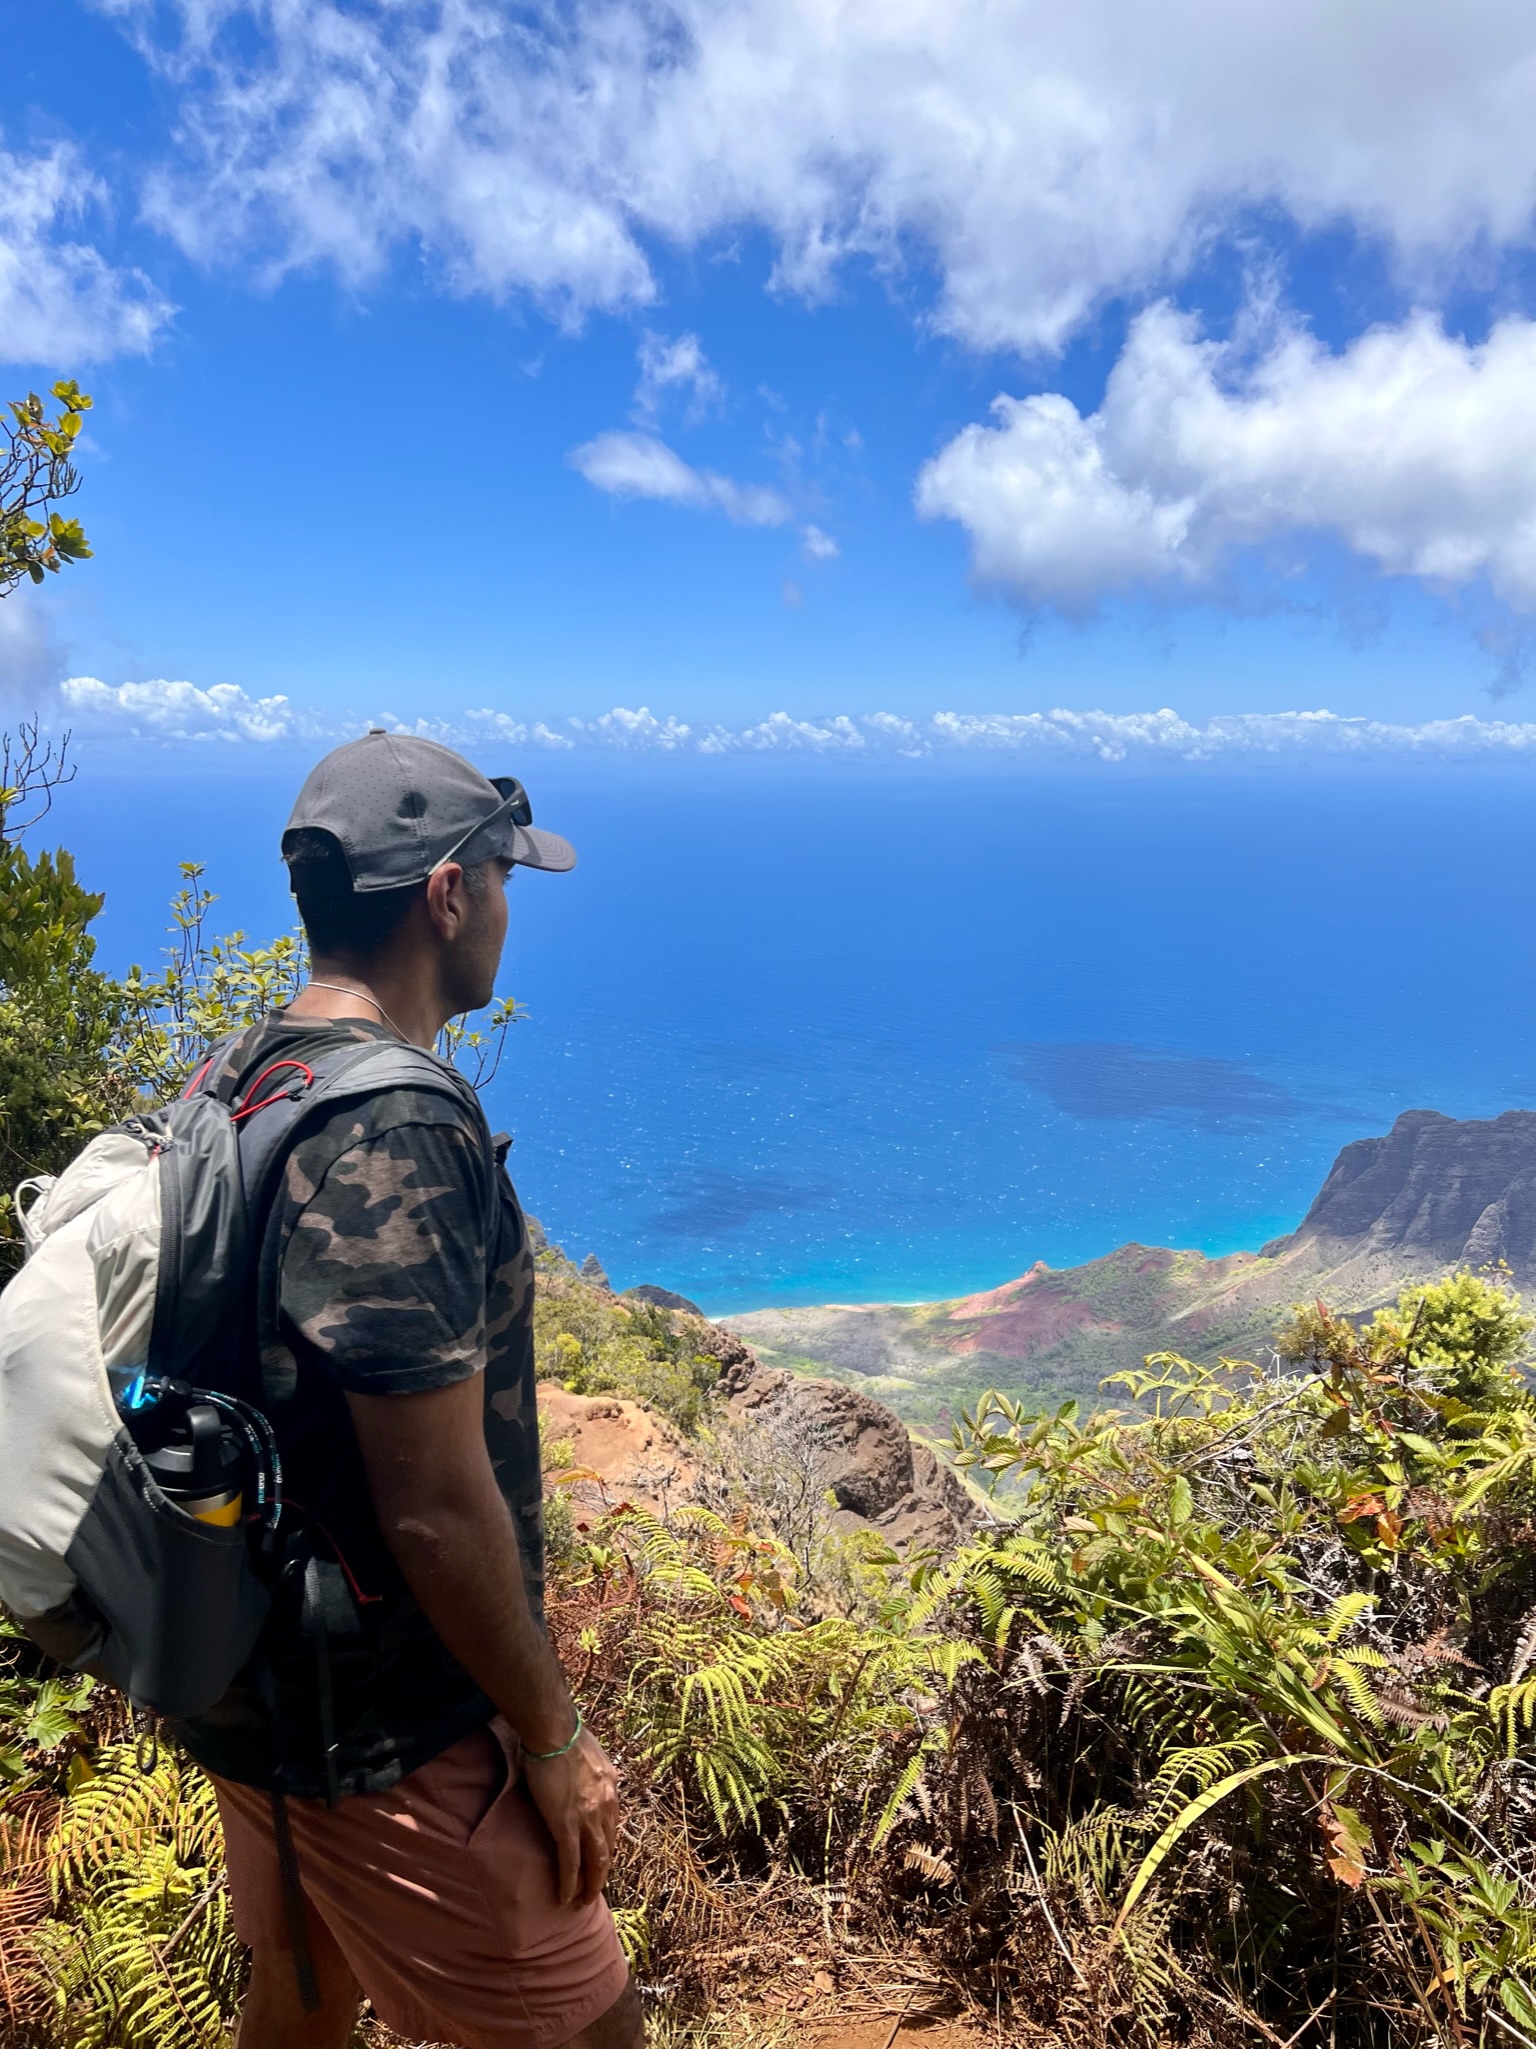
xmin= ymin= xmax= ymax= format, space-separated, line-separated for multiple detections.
xmin=509 ymin=822 xmax=577 ymax=872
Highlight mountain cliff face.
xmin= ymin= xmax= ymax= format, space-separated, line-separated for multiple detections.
xmin=1264 ymin=1108 xmax=1536 ymax=1286
xmin=721 ymin=1109 xmax=1536 ymax=1428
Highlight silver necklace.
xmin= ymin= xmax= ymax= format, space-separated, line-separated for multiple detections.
xmin=304 ymin=980 xmax=410 ymax=1042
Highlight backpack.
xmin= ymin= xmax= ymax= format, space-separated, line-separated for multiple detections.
xmin=0 ymin=1034 xmax=488 ymax=1720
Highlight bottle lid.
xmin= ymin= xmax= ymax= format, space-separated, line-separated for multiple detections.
xmin=143 ymin=1404 xmax=242 ymax=1493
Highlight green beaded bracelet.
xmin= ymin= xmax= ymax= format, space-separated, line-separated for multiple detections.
xmin=524 ymin=1711 xmax=584 ymax=1761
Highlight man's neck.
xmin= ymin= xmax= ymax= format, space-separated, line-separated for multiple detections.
xmin=288 ymin=960 xmax=449 ymax=1048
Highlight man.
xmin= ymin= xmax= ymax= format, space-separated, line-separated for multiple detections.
xmin=174 ymin=732 xmax=642 ymax=2049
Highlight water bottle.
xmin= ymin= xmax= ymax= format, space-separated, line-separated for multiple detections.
xmin=142 ymin=1403 xmax=245 ymax=1527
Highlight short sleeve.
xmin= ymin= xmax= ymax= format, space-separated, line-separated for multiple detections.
xmin=278 ymin=1120 xmax=490 ymax=1394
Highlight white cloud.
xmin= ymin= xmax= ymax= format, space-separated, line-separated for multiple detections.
xmin=918 ymin=305 xmax=1536 ymax=613
xmin=633 ymin=332 xmax=722 ymax=424
xmin=569 ymin=430 xmax=791 ymax=527
xmin=696 ymin=712 xmax=866 ymax=754
xmin=922 ymin=707 xmax=1536 ymax=761
xmin=569 ymin=424 xmax=835 ymax=553
xmin=110 ymin=0 xmax=1536 ymax=352
xmin=0 ymin=142 xmax=171 ymax=365
xmin=58 ymin=678 xmax=591 ymax=749
xmin=571 ymin=706 xmax=694 ymax=749
xmin=861 ymin=712 xmax=930 ymax=757
xmin=59 ymin=676 xmax=321 ymax=741
xmin=465 ymin=710 xmax=577 ymax=749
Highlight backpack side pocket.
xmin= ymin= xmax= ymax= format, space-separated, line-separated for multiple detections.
xmin=65 ymin=1429 xmax=271 ymax=1719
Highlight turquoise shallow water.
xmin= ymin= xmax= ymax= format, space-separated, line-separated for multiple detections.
xmin=49 ymin=754 xmax=1536 ymax=1314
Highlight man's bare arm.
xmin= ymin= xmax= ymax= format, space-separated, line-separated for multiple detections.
xmin=346 ymin=1376 xmax=618 ymax=1904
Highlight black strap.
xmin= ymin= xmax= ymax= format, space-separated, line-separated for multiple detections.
xmin=313 ymin=1634 xmax=339 ymax=1811
xmin=300 ymin=1555 xmax=359 ymax=1810
xmin=230 ymin=1037 xmax=488 ymax=1219
xmin=220 ymin=1035 xmax=494 ymax=1411
xmin=268 ymin=1789 xmax=321 ymax=2012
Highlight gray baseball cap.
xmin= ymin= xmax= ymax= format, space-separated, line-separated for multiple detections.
xmin=283 ymin=731 xmax=576 ymax=893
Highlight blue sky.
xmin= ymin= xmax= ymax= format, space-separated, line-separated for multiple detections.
xmin=9 ymin=1 xmax=1536 ymax=753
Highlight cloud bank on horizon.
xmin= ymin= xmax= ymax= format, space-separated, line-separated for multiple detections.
xmin=12 ymin=0 xmax=1536 ymax=639
xmin=55 ymin=676 xmax=1536 ymax=765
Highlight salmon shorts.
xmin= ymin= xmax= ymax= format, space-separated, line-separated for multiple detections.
xmin=211 ymin=1719 xmax=630 ymax=2049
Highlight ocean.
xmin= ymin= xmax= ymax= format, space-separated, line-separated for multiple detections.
xmin=48 ymin=753 xmax=1536 ymax=1315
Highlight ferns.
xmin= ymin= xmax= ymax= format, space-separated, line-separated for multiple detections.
xmin=0 ymin=1615 xmax=243 ymax=2048
xmin=37 ymin=1745 xmax=241 ymax=2048
xmin=1136 ymin=1735 xmax=1268 ymax=1840
xmin=1489 ymin=1675 xmax=1536 ymax=1754
xmin=638 ymin=1619 xmax=799 ymax=1830
xmin=614 ymin=1504 xmax=963 ymax=1841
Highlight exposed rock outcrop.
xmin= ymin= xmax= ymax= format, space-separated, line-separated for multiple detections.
xmin=537 ymin=1322 xmax=980 ymax=1555
xmin=715 ymin=1352 xmax=981 ymax=1552
xmin=623 ymin=1283 xmax=708 ymax=1317
xmin=537 ymin=1384 xmax=700 ymax=1520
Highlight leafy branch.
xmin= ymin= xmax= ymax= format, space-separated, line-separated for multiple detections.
xmin=1 ymin=383 xmax=93 ymax=600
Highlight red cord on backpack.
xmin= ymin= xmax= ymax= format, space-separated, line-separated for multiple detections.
xmin=181 ymin=1056 xmax=216 ymax=1100
xmin=231 ymin=1061 xmax=316 ymax=1123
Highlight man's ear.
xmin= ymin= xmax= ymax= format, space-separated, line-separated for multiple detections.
xmin=424 ymin=862 xmax=468 ymax=939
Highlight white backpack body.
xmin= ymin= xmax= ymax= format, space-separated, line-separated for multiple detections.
xmin=1 ymin=1128 xmax=163 ymax=1618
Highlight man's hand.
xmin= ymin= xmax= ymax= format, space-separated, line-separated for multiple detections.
xmin=522 ymin=1727 xmax=621 ymax=1905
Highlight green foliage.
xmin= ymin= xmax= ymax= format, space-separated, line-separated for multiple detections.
xmin=535 ymin=1250 xmax=721 ymax=1432
xmin=440 ymin=993 xmax=526 ymax=1089
xmin=1280 ymin=1265 xmax=1535 ymax=1406
xmin=932 ymin=1269 xmax=1536 ymax=2039
xmin=36 ymin=1745 xmax=242 ymax=2048
xmin=114 ymin=863 xmax=308 ymax=1104
xmin=0 ymin=729 xmax=135 ymax=1273
xmin=1 ymin=383 xmax=93 ymax=598
xmin=629 ymin=1510 xmax=891 ymax=1829
xmin=566 ymin=1502 xmax=979 ymax=1853
xmin=0 ymin=1618 xmax=96 ymax=1785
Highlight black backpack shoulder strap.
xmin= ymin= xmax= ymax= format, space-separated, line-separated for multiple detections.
xmin=228 ymin=1037 xmax=492 ymax=1410
xmin=234 ymin=1037 xmax=487 ymax=1220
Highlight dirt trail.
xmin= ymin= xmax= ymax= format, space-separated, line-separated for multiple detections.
xmin=807 ymin=2019 xmax=993 ymax=2049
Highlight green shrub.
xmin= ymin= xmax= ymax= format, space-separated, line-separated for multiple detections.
xmin=534 ymin=1252 xmax=720 ymax=1433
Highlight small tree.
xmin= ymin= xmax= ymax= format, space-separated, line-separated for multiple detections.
xmin=1 ymin=382 xmax=93 ymax=599
xmin=0 ymin=725 xmax=132 ymax=1274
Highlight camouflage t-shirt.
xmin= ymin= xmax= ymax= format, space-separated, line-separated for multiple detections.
xmin=172 ymin=1012 xmax=544 ymax=1798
